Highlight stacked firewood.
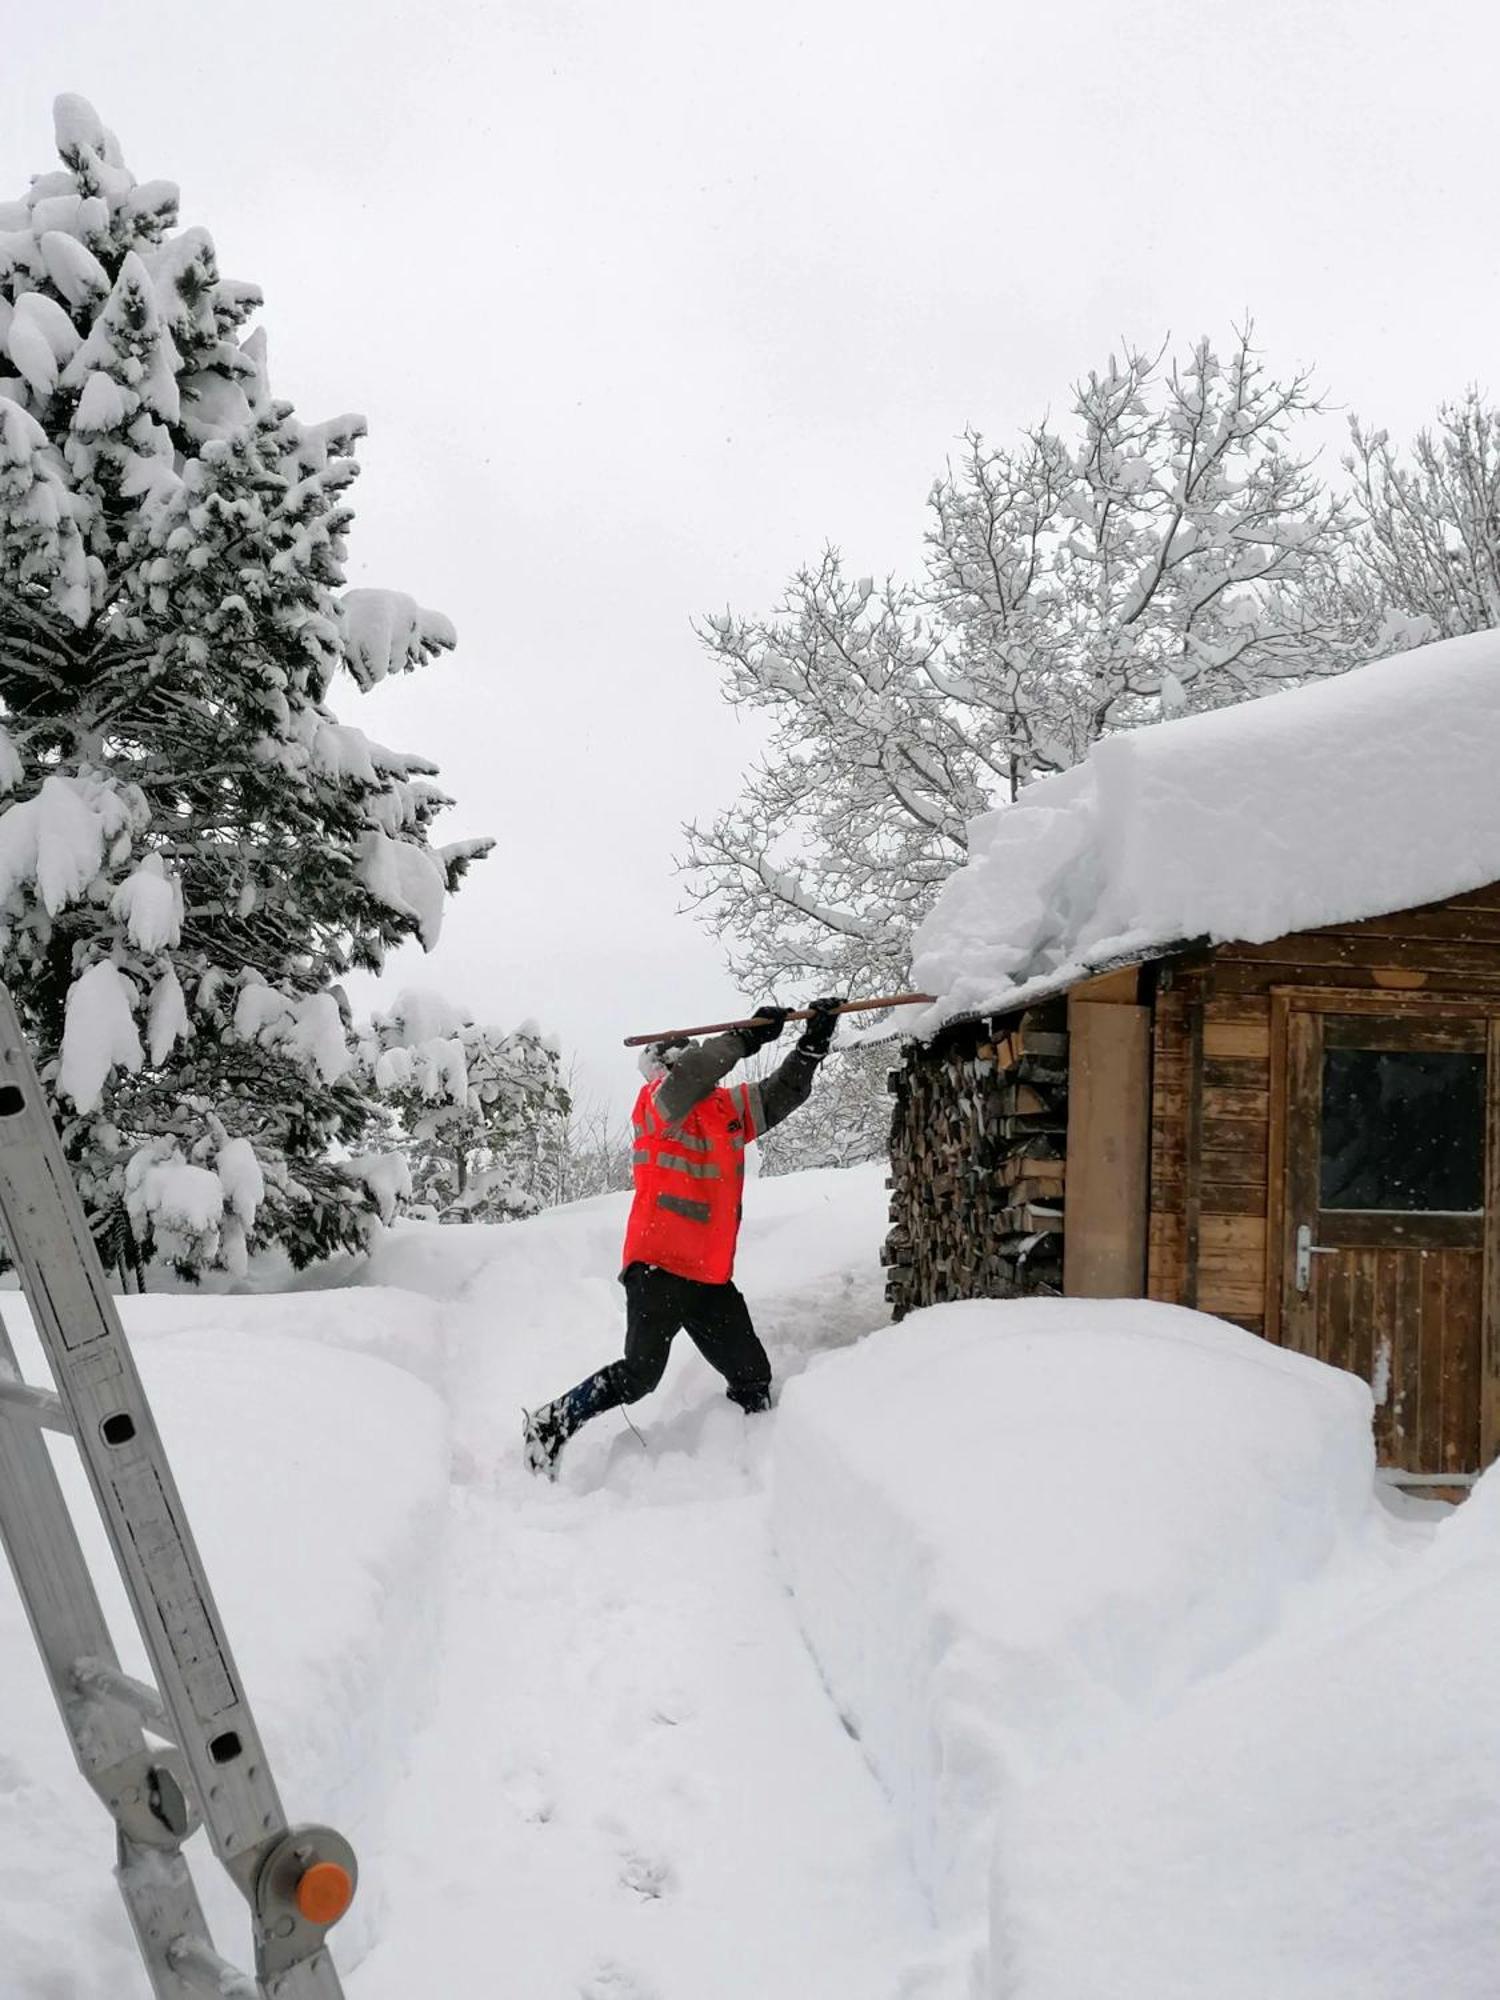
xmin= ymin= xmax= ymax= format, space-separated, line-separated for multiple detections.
xmin=883 ymin=1001 xmax=1068 ymax=1317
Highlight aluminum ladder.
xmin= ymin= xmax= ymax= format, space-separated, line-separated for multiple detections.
xmin=0 ymin=985 xmax=356 ymax=1998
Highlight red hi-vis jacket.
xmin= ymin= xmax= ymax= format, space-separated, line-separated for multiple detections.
xmin=622 ymin=1077 xmax=757 ymax=1284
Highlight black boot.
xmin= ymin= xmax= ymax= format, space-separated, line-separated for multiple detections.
xmin=525 ymin=1360 xmax=643 ymax=1477
xmin=522 ymin=1401 xmax=568 ymax=1478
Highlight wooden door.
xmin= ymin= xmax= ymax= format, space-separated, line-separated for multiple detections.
xmin=1278 ymin=1005 xmax=1490 ymax=1473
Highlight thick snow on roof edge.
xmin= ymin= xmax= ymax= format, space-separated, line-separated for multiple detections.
xmin=911 ymin=629 xmax=1500 ymax=1034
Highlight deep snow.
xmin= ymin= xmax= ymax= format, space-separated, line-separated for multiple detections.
xmin=350 ymin=1169 xmax=932 ymax=2000
xmin=0 ymin=1164 xmax=1496 ymax=1998
xmin=773 ymin=1297 xmax=1462 ymax=1994
xmin=0 ymin=1166 xmax=935 ymax=1999
xmin=991 ymin=1436 xmax=1500 ymax=1999
xmin=0 ymin=1287 xmax=450 ymax=1992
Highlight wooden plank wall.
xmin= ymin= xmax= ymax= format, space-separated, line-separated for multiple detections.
xmin=1147 ymin=976 xmax=1270 ymax=1328
xmin=1147 ymin=882 xmax=1500 ymax=1336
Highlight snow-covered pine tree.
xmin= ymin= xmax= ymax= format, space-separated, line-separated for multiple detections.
xmin=365 ymin=992 xmax=568 ymax=1224
xmin=0 ymin=96 xmax=490 ymax=1279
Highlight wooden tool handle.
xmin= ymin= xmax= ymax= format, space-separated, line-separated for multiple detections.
xmin=622 ymin=992 xmax=934 ymax=1047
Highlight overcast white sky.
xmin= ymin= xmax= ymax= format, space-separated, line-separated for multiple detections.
xmin=7 ymin=2 xmax=1498 ymax=1111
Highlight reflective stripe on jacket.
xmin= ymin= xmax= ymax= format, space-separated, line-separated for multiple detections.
xmin=621 ymin=1077 xmax=757 ymax=1284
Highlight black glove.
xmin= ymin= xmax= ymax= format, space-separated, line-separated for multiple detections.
xmin=736 ymin=1003 xmax=789 ymax=1055
xmin=797 ymin=996 xmax=843 ymax=1058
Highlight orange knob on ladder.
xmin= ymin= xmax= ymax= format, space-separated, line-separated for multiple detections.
xmin=296 ymin=1859 xmax=356 ymax=1927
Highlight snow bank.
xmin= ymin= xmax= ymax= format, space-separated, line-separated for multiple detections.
xmin=913 ymin=631 xmax=1500 ymax=1027
xmin=996 ymin=1462 xmax=1500 ymax=2000
xmin=0 ymin=1286 xmax=449 ymax=1986
xmin=118 ymin=1281 xmax=450 ymax=1397
xmin=771 ymin=1299 xmax=1390 ymax=1944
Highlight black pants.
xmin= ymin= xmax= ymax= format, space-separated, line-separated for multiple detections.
xmin=553 ymin=1264 xmax=773 ymax=1439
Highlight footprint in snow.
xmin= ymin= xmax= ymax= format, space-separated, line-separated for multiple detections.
xmin=579 ymin=1961 xmax=657 ymax=1999
xmin=596 ymin=1810 xmax=676 ymax=1897
xmin=618 ymin=1846 xmax=677 ymax=1900
xmin=648 ymin=1685 xmax=696 ymax=1727
xmin=499 ymin=1751 xmax=556 ymax=1825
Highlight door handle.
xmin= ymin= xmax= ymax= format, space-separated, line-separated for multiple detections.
xmin=1295 ymin=1223 xmax=1338 ymax=1293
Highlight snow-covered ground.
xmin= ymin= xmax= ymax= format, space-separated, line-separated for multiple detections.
xmin=0 ymin=1163 xmax=1496 ymax=1997
xmin=0 ymin=1288 xmax=451 ymax=1992
xmin=350 ymin=1168 xmax=931 ymax=2000
xmin=775 ymin=1298 xmax=1500 ymax=1998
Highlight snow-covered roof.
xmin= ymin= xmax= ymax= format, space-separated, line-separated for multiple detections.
xmin=911 ymin=629 xmax=1500 ymax=1034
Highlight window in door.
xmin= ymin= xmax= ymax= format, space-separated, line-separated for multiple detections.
xmin=1319 ymin=1047 xmax=1484 ymax=1214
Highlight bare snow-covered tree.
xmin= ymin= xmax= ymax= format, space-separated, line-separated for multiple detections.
xmin=1345 ymin=391 xmax=1500 ymax=644
xmin=685 ymin=560 xmax=982 ymax=996
xmin=684 ymin=326 xmax=1361 ymax=1000
xmin=753 ymin=1040 xmax=893 ymax=1176
xmin=548 ymin=1074 xmax=636 ymax=1205
xmin=0 ymin=98 xmax=489 ymax=1279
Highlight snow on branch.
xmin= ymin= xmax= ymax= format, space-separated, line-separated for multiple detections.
xmin=110 ymin=853 xmax=183 ymax=951
xmin=355 ymin=830 xmax=448 ymax=949
xmin=1346 ymin=391 xmax=1500 ymax=643
xmin=0 ymin=772 xmax=141 ymax=916
xmin=341 ymin=589 xmax=457 ymax=690
xmin=58 ymin=962 xmax=143 ymax=1112
xmin=232 ymin=983 xmax=353 ymax=1086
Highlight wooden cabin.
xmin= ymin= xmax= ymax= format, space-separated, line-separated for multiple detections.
xmin=885 ymin=638 xmax=1500 ymax=1482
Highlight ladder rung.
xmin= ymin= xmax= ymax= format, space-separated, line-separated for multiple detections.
xmin=0 ymin=1371 xmax=71 ymax=1433
xmin=167 ymin=1935 xmax=260 ymax=1998
xmin=72 ymin=1655 xmax=174 ymax=1739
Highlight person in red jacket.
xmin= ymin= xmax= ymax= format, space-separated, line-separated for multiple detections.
xmin=523 ymin=998 xmax=841 ymax=1476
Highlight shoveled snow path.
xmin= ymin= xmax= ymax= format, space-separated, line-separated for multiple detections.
xmin=351 ymin=1179 xmax=936 ymax=1999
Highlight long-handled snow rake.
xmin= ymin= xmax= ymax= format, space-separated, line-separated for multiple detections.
xmin=622 ymin=993 xmax=934 ymax=1047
